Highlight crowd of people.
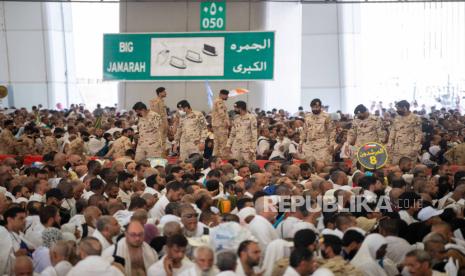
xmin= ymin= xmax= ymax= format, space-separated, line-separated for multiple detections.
xmin=1 ymin=86 xmax=465 ymax=276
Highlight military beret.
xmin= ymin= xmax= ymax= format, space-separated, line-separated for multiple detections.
xmin=396 ymin=100 xmax=410 ymax=109
xmin=354 ymin=104 xmax=368 ymax=115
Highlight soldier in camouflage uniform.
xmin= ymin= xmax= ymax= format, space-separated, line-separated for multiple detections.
xmin=150 ymin=87 xmax=168 ymax=156
xmin=42 ymin=128 xmax=59 ymax=154
xmin=175 ymin=100 xmax=208 ymax=161
xmin=133 ymin=102 xmax=164 ymax=162
xmin=67 ymin=134 xmax=85 ymax=156
xmin=0 ymin=119 xmax=17 ymax=154
xmin=300 ymin=98 xmax=335 ymax=164
xmin=444 ymin=143 xmax=465 ymax=165
xmin=16 ymin=126 xmax=37 ymax=156
xmin=348 ymin=104 xmax=386 ymax=148
xmin=105 ymin=128 xmax=134 ymax=159
xmin=387 ymin=100 xmax=422 ymax=165
xmin=318 ymin=235 xmax=363 ymax=276
xmin=212 ymin=89 xmax=230 ymax=159
xmin=226 ymin=101 xmax=257 ymax=163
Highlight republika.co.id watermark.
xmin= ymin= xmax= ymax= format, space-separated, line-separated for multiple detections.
xmin=261 ymin=195 xmax=423 ymax=214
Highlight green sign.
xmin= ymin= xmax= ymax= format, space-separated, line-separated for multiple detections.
xmin=200 ymin=1 xmax=226 ymax=31
xmin=103 ymin=31 xmax=274 ymax=81
xmin=356 ymin=142 xmax=389 ymax=170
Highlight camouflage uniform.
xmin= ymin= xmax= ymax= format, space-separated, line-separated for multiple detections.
xmin=175 ymin=111 xmax=208 ymax=161
xmin=271 ymin=258 xmax=289 ymax=276
xmin=317 ymin=256 xmax=363 ymax=276
xmin=136 ymin=111 xmax=163 ymax=162
xmin=150 ymin=97 xmax=168 ymax=154
xmin=444 ymin=143 xmax=465 ymax=165
xmin=0 ymin=129 xmax=16 ymax=154
xmin=348 ymin=115 xmax=386 ymax=148
xmin=300 ymin=112 xmax=335 ymax=164
xmin=68 ymin=137 xmax=85 ymax=156
xmin=212 ymin=97 xmax=229 ymax=158
xmin=108 ymin=136 xmax=132 ymax=159
xmin=226 ymin=113 xmax=257 ymax=162
xmin=42 ymin=136 xmax=59 ymax=154
xmin=387 ymin=112 xmax=422 ymax=165
xmin=16 ymin=134 xmax=36 ymax=156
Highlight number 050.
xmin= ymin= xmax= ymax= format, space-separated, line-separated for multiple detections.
xmin=202 ymin=18 xmax=224 ymax=29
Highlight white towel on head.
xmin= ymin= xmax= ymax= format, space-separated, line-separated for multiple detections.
xmin=159 ymin=214 xmax=181 ymax=226
xmin=237 ymin=207 xmax=256 ymax=225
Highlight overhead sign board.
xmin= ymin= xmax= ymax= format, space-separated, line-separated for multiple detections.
xmin=103 ymin=31 xmax=274 ymax=81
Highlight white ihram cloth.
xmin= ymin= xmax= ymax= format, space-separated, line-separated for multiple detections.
xmin=351 ymin=233 xmax=388 ymax=276
xmin=102 ymin=237 xmax=158 ymax=276
xmin=385 ymin=235 xmax=411 ymax=265
xmin=261 ymin=239 xmax=292 ymax=276
xmin=147 ymin=256 xmax=194 ymax=276
xmin=66 ymin=255 xmax=124 ymax=276
xmin=40 ymin=260 xmax=72 ymax=276
xmin=247 ymin=215 xmax=278 ymax=252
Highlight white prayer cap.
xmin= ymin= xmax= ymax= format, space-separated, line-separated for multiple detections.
xmin=15 ymin=197 xmax=28 ymax=204
xmin=113 ymin=210 xmax=134 ymax=227
xmin=290 ymin=221 xmax=319 ymax=237
xmin=237 ymin=207 xmax=256 ymax=225
xmin=418 ymin=206 xmax=444 ymax=221
xmin=321 ymin=228 xmax=343 ymax=239
xmin=345 ymin=226 xmax=367 ymax=236
xmin=429 ymin=145 xmax=441 ymax=156
xmin=159 ymin=214 xmax=181 ymax=226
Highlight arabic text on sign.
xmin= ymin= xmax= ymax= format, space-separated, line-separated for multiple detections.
xmin=230 ymin=39 xmax=271 ymax=53
xmin=232 ymin=62 xmax=267 ymax=74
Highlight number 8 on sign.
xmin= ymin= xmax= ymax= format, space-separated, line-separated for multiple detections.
xmin=356 ymin=142 xmax=388 ymax=170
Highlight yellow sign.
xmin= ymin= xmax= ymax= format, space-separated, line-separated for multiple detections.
xmin=356 ymin=142 xmax=388 ymax=170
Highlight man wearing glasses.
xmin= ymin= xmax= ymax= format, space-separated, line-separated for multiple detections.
xmin=103 ymin=220 xmax=158 ymax=275
xmin=179 ymin=204 xmax=209 ymax=238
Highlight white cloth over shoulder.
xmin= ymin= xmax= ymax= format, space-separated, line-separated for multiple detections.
xmin=147 ymin=256 xmax=194 ymax=276
xmin=149 ymin=194 xmax=169 ymax=220
xmin=247 ymin=215 xmax=278 ymax=251
xmin=40 ymin=260 xmax=72 ymax=276
xmin=102 ymin=237 xmax=158 ymax=276
xmin=66 ymin=255 xmax=124 ymax=276
xmin=92 ymin=229 xmax=112 ymax=251
xmin=385 ymin=235 xmax=411 ymax=265
xmin=351 ymin=233 xmax=388 ymax=276
xmin=178 ymin=265 xmax=218 ymax=276
xmin=283 ymin=266 xmax=301 ymax=276
xmin=0 ymin=226 xmax=14 ymax=276
xmin=261 ymin=239 xmax=293 ymax=276
xmin=217 ymin=271 xmax=238 ymax=276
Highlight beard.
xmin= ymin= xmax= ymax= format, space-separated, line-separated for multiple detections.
xmin=343 ymin=249 xmax=357 ymax=261
xmin=374 ymin=189 xmax=385 ymax=199
xmin=247 ymin=257 xmax=260 ymax=267
xmin=200 ymin=269 xmax=215 ymax=276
